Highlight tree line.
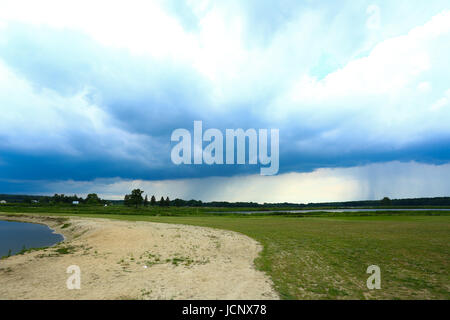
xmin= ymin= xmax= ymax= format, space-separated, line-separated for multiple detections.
xmin=20 ymin=193 xmax=106 ymax=205
xmin=3 ymin=192 xmax=450 ymax=208
xmin=123 ymin=189 xmax=170 ymax=208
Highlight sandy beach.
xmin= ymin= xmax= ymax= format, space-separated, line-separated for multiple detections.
xmin=0 ymin=215 xmax=278 ymax=300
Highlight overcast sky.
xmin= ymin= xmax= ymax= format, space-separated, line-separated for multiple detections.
xmin=0 ymin=0 xmax=450 ymax=202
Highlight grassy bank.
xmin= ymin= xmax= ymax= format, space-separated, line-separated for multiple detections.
xmin=1 ymin=203 xmax=450 ymax=217
xmin=1 ymin=209 xmax=449 ymax=299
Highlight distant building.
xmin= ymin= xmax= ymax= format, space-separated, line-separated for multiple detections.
xmin=72 ymin=201 xmax=79 ymax=205
xmin=0 ymin=200 xmax=6 ymax=204
xmin=31 ymin=200 xmax=39 ymax=203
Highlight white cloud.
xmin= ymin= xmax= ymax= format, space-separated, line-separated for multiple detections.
xmin=265 ymin=10 xmax=450 ymax=151
xmin=290 ymin=11 xmax=450 ymax=101
xmin=0 ymin=0 xmax=197 ymax=59
xmin=0 ymin=59 xmax=161 ymax=164
xmin=417 ymin=81 xmax=432 ymax=93
xmin=430 ymin=89 xmax=450 ymax=111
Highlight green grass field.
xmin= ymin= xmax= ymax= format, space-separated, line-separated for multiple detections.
xmin=1 ymin=206 xmax=449 ymax=300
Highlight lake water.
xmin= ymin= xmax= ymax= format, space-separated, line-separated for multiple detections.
xmin=212 ymin=208 xmax=450 ymax=214
xmin=0 ymin=220 xmax=64 ymax=257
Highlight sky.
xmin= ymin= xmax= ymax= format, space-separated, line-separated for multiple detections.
xmin=0 ymin=0 xmax=450 ymax=202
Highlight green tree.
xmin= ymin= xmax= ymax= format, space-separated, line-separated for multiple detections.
xmin=173 ymin=198 xmax=183 ymax=207
xmin=159 ymin=196 xmax=165 ymax=207
xmin=86 ymin=193 xmax=101 ymax=204
xmin=144 ymin=195 xmax=149 ymax=207
xmin=165 ymin=196 xmax=170 ymax=206
xmin=124 ymin=194 xmax=131 ymax=206
xmin=381 ymin=197 xmax=392 ymax=206
xmin=130 ymin=189 xmax=144 ymax=208
xmin=150 ymin=195 xmax=156 ymax=206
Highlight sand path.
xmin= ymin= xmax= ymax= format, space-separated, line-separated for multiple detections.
xmin=0 ymin=215 xmax=278 ymax=300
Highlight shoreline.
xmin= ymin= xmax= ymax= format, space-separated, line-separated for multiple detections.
xmin=0 ymin=214 xmax=279 ymax=300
